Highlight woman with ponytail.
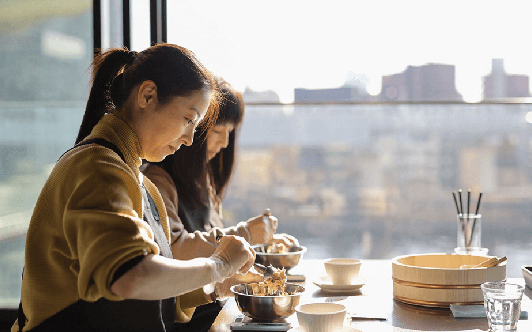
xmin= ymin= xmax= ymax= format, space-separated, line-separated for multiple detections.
xmin=13 ymin=44 xmax=258 ymax=332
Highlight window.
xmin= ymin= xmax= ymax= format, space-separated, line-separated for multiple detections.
xmin=0 ymin=0 xmax=93 ymax=325
xmin=165 ymin=0 xmax=532 ymax=279
xmin=1 ymin=3 xmax=531 ymax=327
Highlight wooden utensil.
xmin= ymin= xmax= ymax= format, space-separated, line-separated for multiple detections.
xmin=460 ymin=256 xmax=507 ymax=269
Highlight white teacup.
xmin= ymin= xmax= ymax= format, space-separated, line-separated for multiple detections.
xmin=324 ymin=258 xmax=361 ymax=285
xmin=296 ymin=302 xmax=346 ymax=332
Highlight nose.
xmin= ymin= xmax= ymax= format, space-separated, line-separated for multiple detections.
xmin=181 ymin=126 xmax=195 ymax=146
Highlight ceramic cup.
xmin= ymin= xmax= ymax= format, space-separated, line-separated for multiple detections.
xmin=296 ymin=302 xmax=346 ymax=332
xmin=324 ymin=258 xmax=361 ymax=285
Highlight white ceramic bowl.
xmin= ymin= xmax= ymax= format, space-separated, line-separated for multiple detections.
xmin=296 ymin=302 xmax=346 ymax=332
xmin=324 ymin=258 xmax=361 ymax=285
xmin=522 ymin=266 xmax=532 ymax=289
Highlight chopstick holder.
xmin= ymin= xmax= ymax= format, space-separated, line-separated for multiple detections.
xmin=450 ymin=304 xmax=528 ymax=319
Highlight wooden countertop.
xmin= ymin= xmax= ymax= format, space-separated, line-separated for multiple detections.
xmin=209 ymin=258 xmax=532 ymax=332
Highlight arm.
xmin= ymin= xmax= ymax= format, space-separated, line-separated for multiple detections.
xmin=110 ymin=235 xmax=255 ymax=300
xmin=65 ymin=152 xmax=254 ymax=302
xmin=110 ymin=254 xmax=214 ymax=300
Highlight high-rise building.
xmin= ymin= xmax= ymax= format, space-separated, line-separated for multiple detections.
xmin=379 ymin=63 xmax=463 ymax=102
xmin=294 ymin=86 xmax=368 ymax=103
xmin=482 ymin=59 xmax=530 ymax=101
xmin=242 ymin=87 xmax=280 ymax=103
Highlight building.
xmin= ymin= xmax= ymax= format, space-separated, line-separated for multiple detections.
xmin=294 ymin=86 xmax=368 ymax=103
xmin=482 ymin=59 xmax=530 ymax=101
xmin=242 ymin=87 xmax=280 ymax=103
xmin=379 ymin=63 xmax=463 ymax=102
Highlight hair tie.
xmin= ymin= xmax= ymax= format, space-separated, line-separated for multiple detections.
xmin=109 ymin=72 xmax=126 ymax=108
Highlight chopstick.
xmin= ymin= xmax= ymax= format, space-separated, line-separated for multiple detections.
xmin=453 ymin=191 xmax=468 ymax=248
xmin=458 ymin=189 xmax=464 ymax=216
xmin=475 ymin=193 xmax=483 ymax=215
xmin=454 ymin=189 xmax=483 ymax=248
xmin=468 ymin=192 xmax=483 ymax=247
xmin=452 ymin=192 xmax=461 ymax=215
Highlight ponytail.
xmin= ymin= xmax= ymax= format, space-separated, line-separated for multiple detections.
xmin=75 ymin=44 xmax=218 ymax=145
xmin=75 ymin=49 xmax=137 ymax=144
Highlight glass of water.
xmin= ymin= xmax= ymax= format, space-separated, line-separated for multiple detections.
xmin=481 ymin=281 xmax=524 ymax=332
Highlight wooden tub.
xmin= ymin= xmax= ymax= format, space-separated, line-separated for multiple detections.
xmin=392 ymin=253 xmax=506 ymax=308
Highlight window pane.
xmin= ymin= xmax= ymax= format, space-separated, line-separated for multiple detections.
xmin=130 ymin=0 xmax=150 ymax=51
xmin=165 ymin=1 xmax=532 ymax=279
xmin=227 ymin=104 xmax=532 ymax=278
xmin=0 ymin=1 xmax=92 ymax=307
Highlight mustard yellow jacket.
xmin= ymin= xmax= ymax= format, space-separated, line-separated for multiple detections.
xmin=13 ymin=114 xmax=208 ymax=332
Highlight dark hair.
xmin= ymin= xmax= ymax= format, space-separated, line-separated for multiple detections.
xmin=154 ymin=77 xmax=244 ymax=209
xmin=75 ymin=44 xmax=218 ymax=144
xmin=209 ymin=77 xmax=245 ymax=198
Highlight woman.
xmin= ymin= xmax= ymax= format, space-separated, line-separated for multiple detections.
xmin=13 ymin=45 xmax=256 ymax=332
xmin=142 ymin=77 xmax=298 ymax=331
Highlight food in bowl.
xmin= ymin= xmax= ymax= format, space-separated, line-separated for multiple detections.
xmin=266 ymin=242 xmax=288 ymax=253
xmin=253 ymin=244 xmax=307 ymax=271
xmin=253 ymin=267 xmax=290 ymax=296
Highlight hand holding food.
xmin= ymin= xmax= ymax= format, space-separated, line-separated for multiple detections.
xmin=246 ymin=209 xmax=278 ymax=245
xmin=214 ymin=267 xmax=263 ymax=299
xmin=270 ymin=233 xmax=299 ymax=248
xmin=209 ymin=235 xmax=256 ymax=283
xmin=252 ymin=267 xmax=290 ymax=296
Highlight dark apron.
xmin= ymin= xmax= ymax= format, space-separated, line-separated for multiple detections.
xmin=19 ymin=138 xmax=176 ymax=332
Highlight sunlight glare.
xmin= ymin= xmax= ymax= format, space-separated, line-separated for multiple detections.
xmin=526 ymin=111 xmax=532 ymax=124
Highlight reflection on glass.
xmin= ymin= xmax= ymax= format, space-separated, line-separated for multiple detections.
xmin=223 ymin=104 xmax=532 ymax=278
xmin=0 ymin=3 xmax=92 ymax=307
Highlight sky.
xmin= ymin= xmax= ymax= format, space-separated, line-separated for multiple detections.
xmin=132 ymin=0 xmax=532 ymax=103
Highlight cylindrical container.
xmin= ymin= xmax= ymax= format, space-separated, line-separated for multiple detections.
xmin=457 ymin=214 xmax=481 ymax=249
xmin=454 ymin=247 xmax=489 ymax=256
xmin=481 ymin=281 xmax=524 ymax=332
xmin=296 ymin=303 xmax=346 ymax=332
xmin=392 ymin=253 xmax=506 ymax=308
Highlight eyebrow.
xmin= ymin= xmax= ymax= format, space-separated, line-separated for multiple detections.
xmin=190 ymin=108 xmax=201 ymax=119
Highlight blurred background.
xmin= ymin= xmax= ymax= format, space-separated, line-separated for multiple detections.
xmin=1 ymin=0 xmax=531 ymax=322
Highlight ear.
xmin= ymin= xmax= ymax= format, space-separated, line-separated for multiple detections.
xmin=137 ymin=80 xmax=158 ymax=109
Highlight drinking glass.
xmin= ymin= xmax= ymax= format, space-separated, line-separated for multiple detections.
xmin=481 ymin=281 xmax=524 ymax=332
xmin=457 ymin=213 xmax=481 ymax=249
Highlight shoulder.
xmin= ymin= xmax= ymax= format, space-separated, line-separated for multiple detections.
xmin=142 ymin=163 xmax=175 ymax=188
xmin=53 ymin=143 xmax=140 ymax=201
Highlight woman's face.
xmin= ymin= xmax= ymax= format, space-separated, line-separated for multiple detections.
xmin=140 ymin=89 xmax=211 ymax=162
xmin=206 ymin=122 xmax=235 ymax=161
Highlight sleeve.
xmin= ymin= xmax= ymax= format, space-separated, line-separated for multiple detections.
xmin=219 ymin=221 xmax=252 ymax=244
xmin=63 ymin=149 xmax=159 ymax=302
xmin=175 ymin=288 xmax=211 ymax=323
xmin=143 ymin=165 xmax=223 ymax=260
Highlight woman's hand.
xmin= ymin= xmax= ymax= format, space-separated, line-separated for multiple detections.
xmin=209 ymin=235 xmax=256 ymax=283
xmin=246 ymin=213 xmax=278 ymax=245
xmin=214 ymin=267 xmax=263 ymax=299
xmin=271 ymin=233 xmax=300 ymax=247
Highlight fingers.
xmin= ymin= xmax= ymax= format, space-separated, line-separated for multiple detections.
xmin=270 ymin=216 xmax=278 ymax=231
xmin=237 ymin=246 xmax=256 ymax=274
xmin=214 ymin=269 xmax=264 ymax=298
xmin=212 ymin=235 xmax=256 ymax=277
xmin=272 ymin=233 xmax=300 ymax=247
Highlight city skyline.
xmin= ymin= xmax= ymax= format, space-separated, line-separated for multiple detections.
xmin=255 ymin=60 xmax=530 ymax=104
xmin=148 ymin=0 xmax=532 ymax=103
